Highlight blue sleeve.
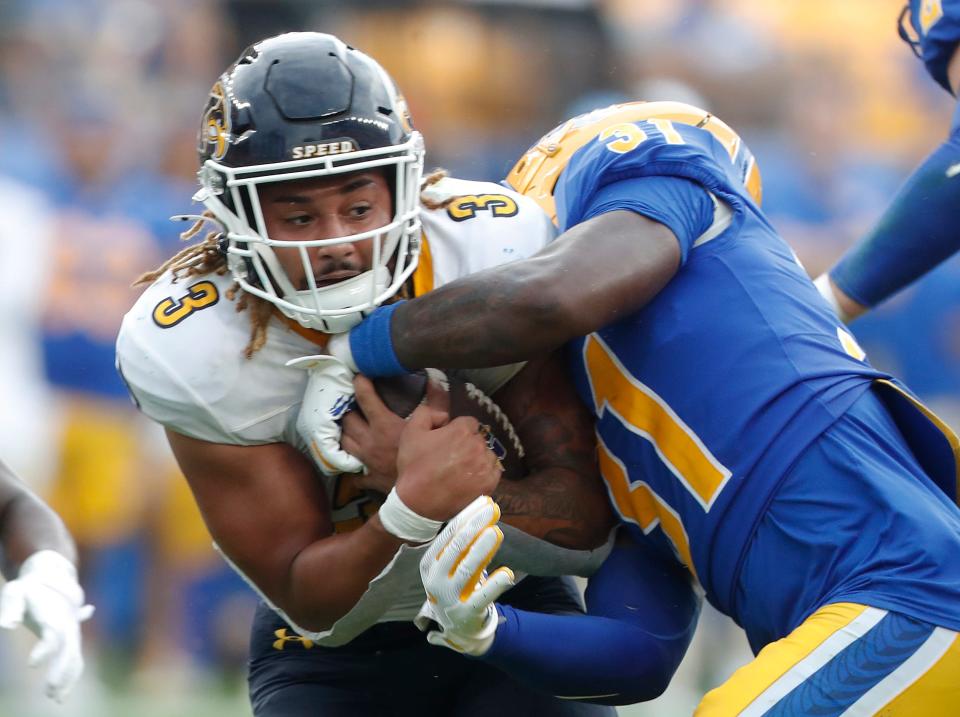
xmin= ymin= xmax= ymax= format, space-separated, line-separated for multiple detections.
xmin=908 ymin=0 xmax=960 ymax=92
xmin=830 ymin=117 xmax=960 ymax=308
xmin=580 ymin=176 xmax=716 ymax=266
xmin=480 ymin=536 xmax=701 ymax=705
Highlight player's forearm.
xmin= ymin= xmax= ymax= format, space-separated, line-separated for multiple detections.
xmin=283 ymin=516 xmax=405 ymax=632
xmin=0 ymin=487 xmax=77 ymax=580
xmin=483 ymin=606 xmax=679 ymax=705
xmin=389 ymin=211 xmax=679 ymax=371
xmin=483 ymin=537 xmax=698 ymax=704
xmin=392 ymin=255 xmax=576 ymax=369
xmin=829 ymin=133 xmax=960 ymax=310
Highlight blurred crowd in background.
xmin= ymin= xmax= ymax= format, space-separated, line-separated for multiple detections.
xmin=0 ymin=0 xmax=955 ymax=715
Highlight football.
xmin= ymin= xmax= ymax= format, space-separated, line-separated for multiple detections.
xmin=372 ymin=370 xmax=526 ymax=481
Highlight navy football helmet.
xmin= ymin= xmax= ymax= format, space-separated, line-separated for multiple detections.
xmin=196 ymin=32 xmax=424 ymax=332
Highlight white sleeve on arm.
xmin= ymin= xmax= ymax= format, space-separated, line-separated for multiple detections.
xmin=496 ymin=523 xmax=617 ymax=578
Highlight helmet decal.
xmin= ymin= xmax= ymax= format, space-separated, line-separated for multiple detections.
xmin=200 ymin=81 xmax=231 ymax=161
xmin=395 ymin=94 xmax=414 ymax=134
xmin=290 ymin=138 xmax=358 ymax=160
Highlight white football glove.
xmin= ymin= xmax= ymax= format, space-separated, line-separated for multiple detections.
xmin=416 ymin=496 xmax=514 ymax=656
xmin=288 ymin=354 xmax=365 ymax=475
xmin=0 ymin=550 xmax=95 ymax=702
xmin=326 ymin=332 xmax=358 ymax=372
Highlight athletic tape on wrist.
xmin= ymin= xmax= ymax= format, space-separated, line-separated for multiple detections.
xmin=378 ymin=487 xmax=443 ymax=543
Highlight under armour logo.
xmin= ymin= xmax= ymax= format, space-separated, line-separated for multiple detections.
xmin=272 ymin=628 xmax=314 ymax=651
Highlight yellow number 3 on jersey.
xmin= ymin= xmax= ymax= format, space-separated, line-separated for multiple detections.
xmin=152 ymin=281 xmax=219 ymax=328
xmin=446 ymin=194 xmax=519 ymax=222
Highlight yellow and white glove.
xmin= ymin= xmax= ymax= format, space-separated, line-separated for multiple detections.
xmin=416 ymin=496 xmax=514 ymax=656
xmin=288 ymin=354 xmax=365 ymax=476
xmin=0 ymin=550 xmax=95 ymax=702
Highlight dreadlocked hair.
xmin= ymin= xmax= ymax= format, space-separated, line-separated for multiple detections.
xmin=133 ymin=211 xmax=228 ymax=287
xmin=420 ymin=168 xmax=451 ymax=210
xmin=133 ymin=170 xmax=453 ymax=358
xmin=230 ymin=282 xmax=275 ymax=359
xmin=132 ymin=211 xmax=273 ymax=356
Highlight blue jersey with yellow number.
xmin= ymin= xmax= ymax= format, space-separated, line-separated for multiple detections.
xmin=904 ymin=0 xmax=960 ymax=91
xmin=508 ymin=102 xmax=900 ymax=621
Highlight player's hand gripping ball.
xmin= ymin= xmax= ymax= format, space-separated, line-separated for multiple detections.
xmin=369 ymin=370 xmax=526 ymax=481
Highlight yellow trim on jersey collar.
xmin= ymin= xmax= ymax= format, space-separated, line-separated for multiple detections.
xmin=274 ymin=311 xmax=330 ymax=349
xmin=411 ymin=232 xmax=433 ymax=298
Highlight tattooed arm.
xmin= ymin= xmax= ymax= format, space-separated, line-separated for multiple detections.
xmin=491 ymin=351 xmax=614 ymax=550
xmin=342 ymin=351 xmax=615 ymax=551
xmin=391 ymin=211 xmax=680 ymax=369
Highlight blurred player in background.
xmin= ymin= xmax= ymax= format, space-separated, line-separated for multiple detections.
xmin=0 ymin=176 xmax=55 ymax=485
xmin=815 ymin=1 xmax=960 ymax=320
xmin=116 ymin=32 xmax=614 ymax=717
xmin=0 ymin=458 xmax=94 ymax=703
xmin=317 ymin=100 xmax=960 ymax=713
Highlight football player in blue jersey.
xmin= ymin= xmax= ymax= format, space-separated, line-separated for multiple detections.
xmin=815 ymin=1 xmax=960 ymax=320
xmin=312 ymin=101 xmax=960 ymax=713
xmin=0 ymin=458 xmax=93 ymax=702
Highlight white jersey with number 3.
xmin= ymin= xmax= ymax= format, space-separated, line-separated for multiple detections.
xmin=115 ymin=177 xmax=556 ymax=641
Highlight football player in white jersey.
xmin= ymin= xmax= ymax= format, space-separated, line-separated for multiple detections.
xmin=115 ymin=32 xmax=614 ymax=716
xmin=0 ymin=458 xmax=93 ymax=703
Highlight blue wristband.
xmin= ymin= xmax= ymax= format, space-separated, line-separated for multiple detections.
xmin=349 ymin=302 xmax=409 ymax=377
